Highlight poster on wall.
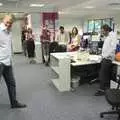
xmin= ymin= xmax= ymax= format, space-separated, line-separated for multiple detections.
xmin=41 ymin=12 xmax=58 ymax=41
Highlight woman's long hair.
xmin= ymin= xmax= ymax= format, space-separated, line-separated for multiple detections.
xmin=71 ymin=27 xmax=78 ymax=37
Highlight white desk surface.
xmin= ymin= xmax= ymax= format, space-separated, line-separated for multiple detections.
xmin=71 ymin=59 xmax=100 ymax=66
xmin=51 ymin=52 xmax=101 ymax=66
xmin=51 ymin=52 xmax=71 ymax=59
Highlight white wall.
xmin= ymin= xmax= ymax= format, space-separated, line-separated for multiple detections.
xmin=31 ymin=13 xmax=41 ymax=42
xmin=12 ymin=20 xmax=22 ymax=53
xmin=59 ymin=16 xmax=84 ymax=34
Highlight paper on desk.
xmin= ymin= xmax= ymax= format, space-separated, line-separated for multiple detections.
xmin=88 ymin=55 xmax=102 ymax=62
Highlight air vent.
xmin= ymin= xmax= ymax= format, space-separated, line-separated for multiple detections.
xmin=109 ymin=3 xmax=120 ymax=6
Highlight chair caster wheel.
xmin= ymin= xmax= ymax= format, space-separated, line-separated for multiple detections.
xmin=100 ymin=113 xmax=104 ymax=118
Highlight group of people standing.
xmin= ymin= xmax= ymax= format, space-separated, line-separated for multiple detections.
xmin=40 ymin=25 xmax=81 ymax=66
xmin=21 ymin=24 xmax=118 ymax=98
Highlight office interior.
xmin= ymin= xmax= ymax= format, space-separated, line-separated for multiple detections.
xmin=1 ymin=0 xmax=120 ymax=120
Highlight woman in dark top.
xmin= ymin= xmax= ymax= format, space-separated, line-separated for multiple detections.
xmin=26 ymin=28 xmax=36 ymax=64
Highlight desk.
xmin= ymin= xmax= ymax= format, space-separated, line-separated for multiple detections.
xmin=50 ymin=52 xmax=101 ymax=92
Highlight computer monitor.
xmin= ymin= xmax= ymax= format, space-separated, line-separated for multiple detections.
xmin=83 ymin=35 xmax=90 ymax=40
xmin=91 ymin=35 xmax=100 ymax=41
xmin=98 ymin=40 xmax=104 ymax=48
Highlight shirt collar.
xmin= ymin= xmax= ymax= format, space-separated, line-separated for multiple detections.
xmin=0 ymin=23 xmax=7 ymax=31
xmin=0 ymin=23 xmax=11 ymax=34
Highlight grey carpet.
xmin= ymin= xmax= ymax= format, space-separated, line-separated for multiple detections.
xmin=0 ymin=54 xmax=118 ymax=120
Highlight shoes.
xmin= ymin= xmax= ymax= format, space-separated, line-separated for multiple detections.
xmin=95 ymin=89 xmax=105 ymax=96
xmin=11 ymin=101 xmax=27 ymax=109
xmin=45 ymin=62 xmax=49 ymax=66
xmin=29 ymin=60 xmax=36 ymax=64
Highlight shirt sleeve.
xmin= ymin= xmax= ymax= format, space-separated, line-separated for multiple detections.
xmin=104 ymin=32 xmax=117 ymax=59
xmin=55 ymin=32 xmax=59 ymax=42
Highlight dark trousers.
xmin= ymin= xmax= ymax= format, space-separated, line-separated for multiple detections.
xmin=26 ymin=40 xmax=35 ymax=58
xmin=0 ymin=63 xmax=16 ymax=105
xmin=22 ymin=40 xmax=27 ymax=56
xmin=99 ymin=59 xmax=113 ymax=90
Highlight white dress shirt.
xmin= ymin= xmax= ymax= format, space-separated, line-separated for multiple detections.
xmin=102 ymin=31 xmax=117 ymax=61
xmin=55 ymin=31 xmax=69 ymax=45
xmin=0 ymin=23 xmax=12 ymax=66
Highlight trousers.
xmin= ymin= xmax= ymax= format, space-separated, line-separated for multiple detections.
xmin=0 ymin=63 xmax=16 ymax=105
xmin=41 ymin=42 xmax=50 ymax=63
xmin=99 ymin=58 xmax=113 ymax=90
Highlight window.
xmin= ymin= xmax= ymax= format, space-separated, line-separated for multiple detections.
xmin=84 ymin=18 xmax=114 ymax=33
xmin=88 ymin=20 xmax=94 ymax=32
xmin=95 ymin=20 xmax=101 ymax=32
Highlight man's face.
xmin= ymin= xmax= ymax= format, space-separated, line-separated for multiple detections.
xmin=3 ymin=16 xmax=13 ymax=31
xmin=101 ymin=28 xmax=109 ymax=37
xmin=60 ymin=28 xmax=64 ymax=34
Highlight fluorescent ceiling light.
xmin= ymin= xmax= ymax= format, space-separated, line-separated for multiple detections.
xmin=112 ymin=7 xmax=120 ymax=10
xmin=30 ymin=4 xmax=44 ymax=7
xmin=84 ymin=6 xmax=94 ymax=9
xmin=0 ymin=3 xmax=3 ymax=6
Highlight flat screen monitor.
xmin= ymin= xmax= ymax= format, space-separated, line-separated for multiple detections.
xmin=83 ymin=35 xmax=90 ymax=40
xmin=92 ymin=35 xmax=100 ymax=41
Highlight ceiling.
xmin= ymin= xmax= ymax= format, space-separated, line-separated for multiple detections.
xmin=0 ymin=0 xmax=120 ymax=17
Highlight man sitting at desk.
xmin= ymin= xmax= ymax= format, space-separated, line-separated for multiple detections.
xmin=95 ymin=24 xmax=117 ymax=96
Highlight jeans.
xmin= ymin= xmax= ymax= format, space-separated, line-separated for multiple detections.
xmin=0 ymin=63 xmax=16 ymax=105
xmin=41 ymin=42 xmax=50 ymax=63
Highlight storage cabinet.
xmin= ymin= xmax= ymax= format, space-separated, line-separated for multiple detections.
xmin=50 ymin=53 xmax=71 ymax=92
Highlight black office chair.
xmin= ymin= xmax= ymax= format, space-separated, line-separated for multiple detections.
xmin=100 ymin=75 xmax=120 ymax=120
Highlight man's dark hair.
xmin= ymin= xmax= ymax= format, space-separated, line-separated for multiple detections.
xmin=101 ymin=24 xmax=112 ymax=32
xmin=59 ymin=26 xmax=64 ymax=30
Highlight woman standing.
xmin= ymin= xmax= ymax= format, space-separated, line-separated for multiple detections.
xmin=26 ymin=28 xmax=36 ymax=64
xmin=67 ymin=27 xmax=81 ymax=52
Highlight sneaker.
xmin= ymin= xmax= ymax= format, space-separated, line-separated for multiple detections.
xmin=45 ymin=62 xmax=49 ymax=66
xmin=11 ymin=101 xmax=27 ymax=109
xmin=94 ymin=90 xmax=105 ymax=96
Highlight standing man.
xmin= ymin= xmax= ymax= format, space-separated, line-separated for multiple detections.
xmin=40 ymin=25 xmax=51 ymax=66
xmin=95 ymin=24 xmax=117 ymax=96
xmin=55 ymin=26 xmax=69 ymax=52
xmin=0 ymin=15 xmax=27 ymax=108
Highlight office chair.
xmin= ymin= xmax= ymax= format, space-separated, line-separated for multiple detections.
xmin=100 ymin=75 xmax=120 ymax=120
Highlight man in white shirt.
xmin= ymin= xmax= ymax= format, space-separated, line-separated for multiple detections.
xmin=0 ymin=15 xmax=26 ymax=108
xmin=55 ymin=26 xmax=69 ymax=52
xmin=95 ymin=24 xmax=117 ymax=96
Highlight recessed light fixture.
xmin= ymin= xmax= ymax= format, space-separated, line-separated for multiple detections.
xmin=112 ymin=7 xmax=120 ymax=10
xmin=30 ymin=4 xmax=44 ymax=7
xmin=0 ymin=3 xmax=3 ymax=6
xmin=84 ymin=6 xmax=94 ymax=9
